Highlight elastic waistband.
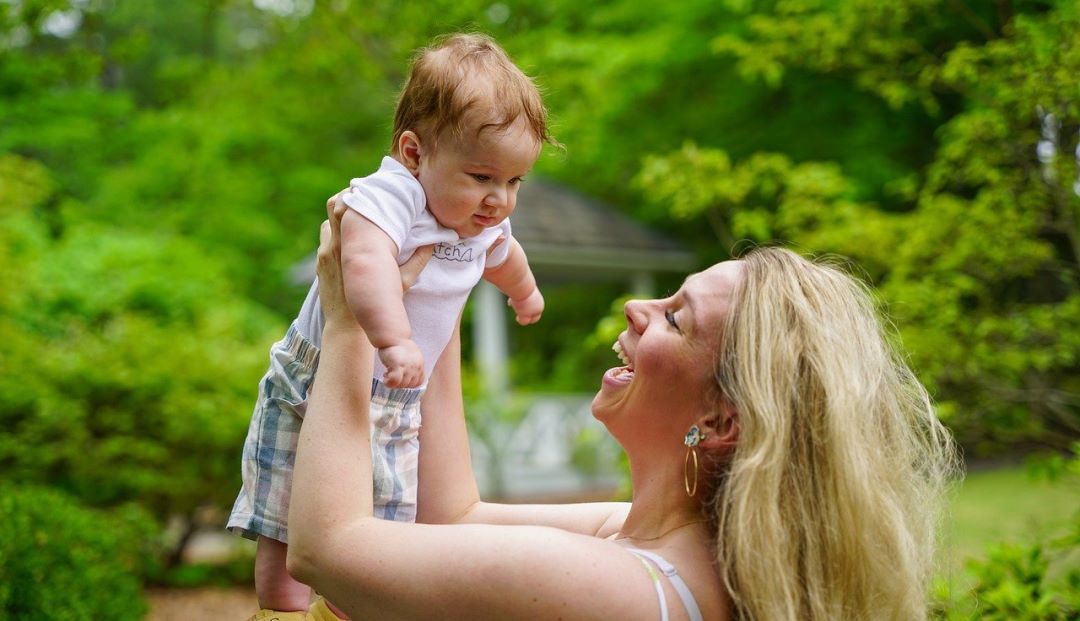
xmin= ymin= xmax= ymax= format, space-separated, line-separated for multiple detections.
xmin=282 ymin=323 xmax=321 ymax=369
xmin=370 ymin=378 xmax=425 ymax=406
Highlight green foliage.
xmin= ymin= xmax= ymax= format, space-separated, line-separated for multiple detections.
xmin=501 ymin=283 xmax=630 ymax=393
xmin=936 ymin=516 xmax=1080 ymax=620
xmin=959 ymin=543 xmax=1078 ymax=619
xmin=150 ymin=555 xmax=256 ymax=589
xmin=0 ymin=153 xmax=277 ymax=557
xmin=461 ymin=367 xmax=533 ymax=497
xmin=2 ymin=0 xmax=1080 ymax=586
xmin=0 ymin=483 xmax=155 ymax=620
xmin=0 ymin=232 xmax=278 ymax=519
xmin=633 ymin=0 xmax=1080 ymax=453
xmin=936 ymin=448 xmax=1080 ymax=619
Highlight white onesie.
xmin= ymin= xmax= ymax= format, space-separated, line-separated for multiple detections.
xmin=294 ymin=156 xmax=512 ymax=385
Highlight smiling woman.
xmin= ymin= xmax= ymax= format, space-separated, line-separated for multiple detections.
xmin=596 ymin=262 xmax=743 ymax=446
xmin=285 ymin=198 xmax=957 ymax=621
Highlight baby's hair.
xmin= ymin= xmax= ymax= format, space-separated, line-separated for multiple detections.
xmin=391 ymin=33 xmax=557 ymax=154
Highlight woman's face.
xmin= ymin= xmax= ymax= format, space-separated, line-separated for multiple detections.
xmin=592 ymin=261 xmax=744 ymax=439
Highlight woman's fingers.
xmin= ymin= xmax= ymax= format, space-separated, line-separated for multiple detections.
xmin=317 ymin=219 xmax=333 ymax=271
xmin=318 ymin=219 xmax=330 ymax=254
xmin=399 ymin=244 xmax=434 ymax=291
xmin=329 ymin=195 xmax=346 ymax=252
xmin=316 ymin=195 xmax=349 ymax=320
xmin=326 ymin=188 xmax=348 ymax=219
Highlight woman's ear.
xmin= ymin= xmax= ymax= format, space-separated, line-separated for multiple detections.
xmin=697 ymin=402 xmax=738 ymax=451
xmin=398 ymin=131 xmax=423 ymax=175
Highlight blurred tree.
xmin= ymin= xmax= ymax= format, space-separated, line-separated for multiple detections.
xmin=2 ymin=0 xmax=1079 ymax=575
xmin=0 ymin=154 xmax=279 ymax=565
xmin=633 ymin=0 xmax=1080 ymax=453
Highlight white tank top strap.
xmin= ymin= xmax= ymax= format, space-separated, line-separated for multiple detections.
xmin=630 ymin=549 xmax=671 ymax=621
xmin=625 ymin=548 xmax=704 ymax=621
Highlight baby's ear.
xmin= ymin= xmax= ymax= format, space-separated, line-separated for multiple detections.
xmin=398 ymin=131 xmax=423 ymax=174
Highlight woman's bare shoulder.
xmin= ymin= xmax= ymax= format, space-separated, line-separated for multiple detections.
xmin=616 ymin=535 xmax=732 ymax=621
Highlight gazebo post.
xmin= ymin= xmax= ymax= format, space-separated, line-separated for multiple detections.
xmin=473 ymin=280 xmax=509 ymax=398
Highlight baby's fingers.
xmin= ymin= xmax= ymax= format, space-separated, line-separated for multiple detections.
xmin=515 ymin=313 xmax=540 ymax=326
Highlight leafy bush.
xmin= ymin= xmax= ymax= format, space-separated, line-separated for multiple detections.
xmin=634 ymin=1 xmax=1080 ymax=456
xmin=151 ymin=555 xmax=256 ymax=589
xmin=0 ymin=155 xmax=280 ymax=565
xmin=935 ymin=541 xmax=1080 ymax=620
xmin=936 ymin=448 xmax=1080 ymax=619
xmin=0 ymin=483 xmax=157 ymax=620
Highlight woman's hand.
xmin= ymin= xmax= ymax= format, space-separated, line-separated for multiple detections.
xmin=316 ymin=194 xmax=352 ymax=331
xmin=318 ymin=193 xmax=434 ymax=331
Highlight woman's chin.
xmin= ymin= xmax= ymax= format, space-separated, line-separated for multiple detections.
xmin=591 ymin=365 xmax=634 ymax=420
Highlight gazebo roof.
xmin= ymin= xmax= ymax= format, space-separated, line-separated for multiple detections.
xmin=513 ymin=179 xmax=695 ymax=275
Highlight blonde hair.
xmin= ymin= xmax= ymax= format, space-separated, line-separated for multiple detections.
xmin=711 ymin=247 xmax=958 ymax=620
xmin=391 ymin=33 xmax=556 ymax=154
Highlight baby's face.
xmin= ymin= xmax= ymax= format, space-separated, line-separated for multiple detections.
xmin=416 ymin=118 xmax=540 ymax=238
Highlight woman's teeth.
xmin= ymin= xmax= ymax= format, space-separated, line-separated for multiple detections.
xmin=612 ymin=341 xmax=632 ymax=368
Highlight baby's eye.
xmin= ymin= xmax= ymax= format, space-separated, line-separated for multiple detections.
xmin=665 ymin=310 xmax=680 ymax=331
xmin=509 ymin=177 xmax=524 ymax=185
xmin=471 ymin=174 xmax=491 ymax=182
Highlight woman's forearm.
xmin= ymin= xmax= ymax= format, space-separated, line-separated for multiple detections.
xmin=415 ymin=317 xmax=630 ymax=537
xmin=457 ymin=501 xmax=631 ymax=538
xmin=287 ymin=323 xmax=376 ymax=580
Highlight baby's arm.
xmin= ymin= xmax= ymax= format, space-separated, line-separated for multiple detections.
xmin=340 ymin=208 xmax=424 ymax=388
xmin=483 ymin=237 xmax=543 ymax=325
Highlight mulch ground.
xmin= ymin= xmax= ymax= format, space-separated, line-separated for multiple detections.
xmin=145 ymin=587 xmax=258 ymax=620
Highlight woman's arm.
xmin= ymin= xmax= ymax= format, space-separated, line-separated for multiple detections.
xmin=416 ymin=324 xmax=629 ymax=538
xmin=286 ymin=202 xmax=652 ymax=621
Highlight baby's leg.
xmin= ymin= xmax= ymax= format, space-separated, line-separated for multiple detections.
xmin=255 ymin=536 xmax=311 ymax=611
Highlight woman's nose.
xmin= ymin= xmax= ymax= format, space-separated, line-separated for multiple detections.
xmin=624 ymin=299 xmax=648 ymax=334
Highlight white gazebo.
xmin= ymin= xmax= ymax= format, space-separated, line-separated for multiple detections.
xmin=472 ymin=178 xmax=695 ymax=396
xmin=467 ymin=179 xmax=695 ymax=500
xmin=291 ymin=179 xmax=695 ymax=499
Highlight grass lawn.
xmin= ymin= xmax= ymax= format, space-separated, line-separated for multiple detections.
xmin=940 ymin=461 xmax=1080 ymax=588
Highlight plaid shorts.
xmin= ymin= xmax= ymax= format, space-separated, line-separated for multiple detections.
xmin=227 ymin=323 xmax=424 ymax=543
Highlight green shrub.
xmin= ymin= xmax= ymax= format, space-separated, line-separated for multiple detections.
xmin=0 ymin=483 xmax=157 ymax=620
xmin=936 ymin=449 xmax=1080 ymax=619
xmin=0 ymin=155 xmax=279 ymax=567
xmin=154 ymin=556 xmax=256 ymax=589
xmin=935 ymin=540 xmax=1080 ymax=620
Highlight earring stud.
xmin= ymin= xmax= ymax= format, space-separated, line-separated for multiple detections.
xmin=684 ymin=425 xmax=706 ymax=497
xmin=684 ymin=425 xmax=705 ymax=448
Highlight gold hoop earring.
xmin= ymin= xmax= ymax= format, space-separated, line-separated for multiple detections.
xmin=683 ymin=425 xmax=706 ymax=497
xmin=684 ymin=447 xmax=699 ymax=497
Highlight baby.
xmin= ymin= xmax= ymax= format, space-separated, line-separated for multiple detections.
xmin=228 ymin=33 xmax=552 ymax=620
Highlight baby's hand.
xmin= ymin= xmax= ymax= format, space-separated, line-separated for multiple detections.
xmin=379 ymin=341 xmax=424 ymax=388
xmin=508 ymin=288 xmax=544 ymax=326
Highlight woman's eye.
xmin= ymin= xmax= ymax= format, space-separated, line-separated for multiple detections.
xmin=665 ymin=310 xmax=680 ymax=331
